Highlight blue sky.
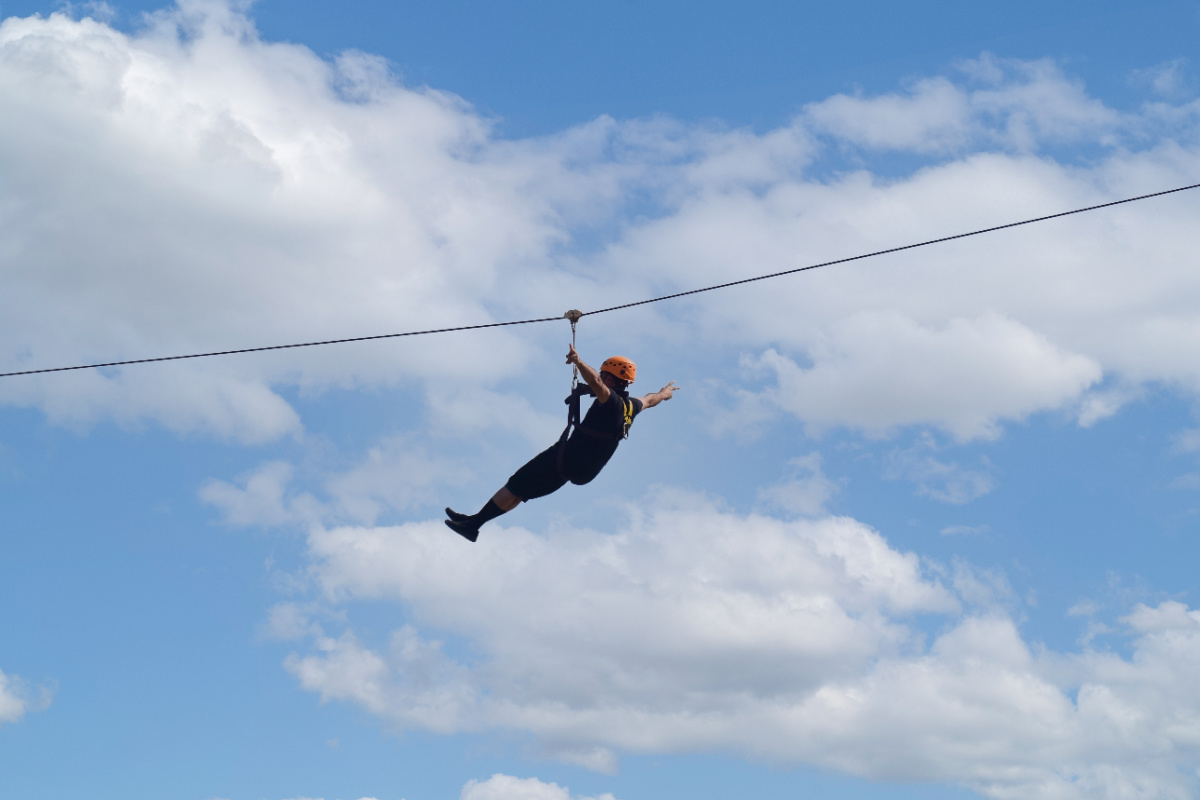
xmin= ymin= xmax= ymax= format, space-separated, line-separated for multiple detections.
xmin=2 ymin=2 xmax=1200 ymax=799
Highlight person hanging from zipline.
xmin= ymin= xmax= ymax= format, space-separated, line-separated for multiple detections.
xmin=445 ymin=343 xmax=678 ymax=541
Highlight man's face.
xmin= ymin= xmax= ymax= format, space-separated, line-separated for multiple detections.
xmin=600 ymin=371 xmax=627 ymax=391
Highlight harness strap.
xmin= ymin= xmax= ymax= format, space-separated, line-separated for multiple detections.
xmin=556 ymin=382 xmax=587 ymax=478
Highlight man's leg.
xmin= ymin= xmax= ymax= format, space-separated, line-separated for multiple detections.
xmin=445 ymin=488 xmax=523 ymax=541
xmin=446 ymin=445 xmax=565 ymax=541
xmin=448 ymin=488 xmax=521 ymax=525
xmin=448 ymin=488 xmax=520 ymax=520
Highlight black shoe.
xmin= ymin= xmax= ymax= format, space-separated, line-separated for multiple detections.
xmin=445 ymin=507 xmax=469 ymax=523
xmin=445 ymin=518 xmax=479 ymax=542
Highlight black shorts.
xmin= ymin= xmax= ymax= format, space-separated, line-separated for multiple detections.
xmin=505 ymin=444 xmax=569 ymax=501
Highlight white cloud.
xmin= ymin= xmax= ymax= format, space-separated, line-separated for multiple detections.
xmin=593 ymin=139 xmax=1200 ymax=445
xmin=3 ymin=4 xmax=1200 ymax=449
xmin=884 ymin=439 xmax=996 ymax=504
xmin=1130 ymin=59 xmax=1194 ymax=100
xmin=806 ymin=76 xmax=972 ymax=152
xmin=948 ymin=560 xmax=1015 ymax=610
xmin=324 ymin=435 xmax=474 ymax=523
xmin=805 ymin=55 xmax=1120 ymax=154
xmin=1122 ymin=599 xmax=1200 ymax=632
xmin=201 ymin=460 xmax=299 ymax=527
xmin=4 ymin=5 xmax=1200 ymax=446
xmin=739 ymin=312 xmax=1100 ymax=442
xmin=461 ymin=774 xmax=617 ymax=800
xmin=962 ymin=55 xmax=1121 ymax=149
xmin=289 ymin=490 xmax=958 ymax=765
xmin=271 ymin=489 xmax=1200 ymax=798
xmin=1075 ymin=383 xmax=1143 ymax=428
xmin=4 ymin=367 xmax=302 ymax=443
xmin=286 ymin=626 xmax=479 ymax=736
xmin=426 ymin=387 xmax=565 ymax=447
xmin=260 ymin=602 xmax=320 ymax=642
xmin=0 ymin=4 xmax=615 ymax=441
xmin=757 ymin=452 xmax=839 ymax=515
xmin=0 ymin=667 xmax=53 ymax=725
xmin=200 ymin=439 xmax=475 ymax=528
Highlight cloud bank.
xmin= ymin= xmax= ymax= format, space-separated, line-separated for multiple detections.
xmin=1 ymin=4 xmax=1199 ymax=444
xmin=275 ymin=493 xmax=1200 ymax=799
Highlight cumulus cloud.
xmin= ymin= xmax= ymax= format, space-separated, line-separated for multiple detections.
xmin=748 ymin=313 xmax=1101 ymax=441
xmin=806 ymin=76 xmax=973 ymax=152
xmin=0 ymin=667 xmax=53 ymax=725
xmin=200 ymin=437 xmax=476 ymax=527
xmin=593 ymin=116 xmax=1200 ymax=444
xmin=805 ymin=55 xmax=1121 ymax=154
xmin=287 ymin=491 xmax=955 ymax=767
xmin=598 ymin=145 xmax=1199 ymax=438
xmin=3 ymin=3 xmax=1200 ymax=447
xmin=0 ymin=2 xmax=627 ymax=441
xmin=276 ymin=492 xmax=1200 ymax=799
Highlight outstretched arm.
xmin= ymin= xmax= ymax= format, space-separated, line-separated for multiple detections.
xmin=638 ymin=381 xmax=679 ymax=409
xmin=566 ymin=344 xmax=611 ymax=404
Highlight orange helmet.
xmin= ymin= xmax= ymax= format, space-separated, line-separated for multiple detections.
xmin=601 ymin=356 xmax=636 ymax=384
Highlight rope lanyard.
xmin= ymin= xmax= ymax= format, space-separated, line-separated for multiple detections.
xmin=556 ymin=309 xmax=585 ymax=478
xmin=564 ymin=309 xmax=583 ymax=392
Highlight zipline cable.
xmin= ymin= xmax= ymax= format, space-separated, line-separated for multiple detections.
xmin=579 ymin=181 xmax=1200 ymax=318
xmin=0 ymin=317 xmax=561 ymax=378
xmin=2 ymin=180 xmax=1198 ymax=380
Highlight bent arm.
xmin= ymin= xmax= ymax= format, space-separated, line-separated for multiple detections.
xmin=566 ymin=344 xmax=610 ymax=404
xmin=638 ymin=381 xmax=678 ymax=409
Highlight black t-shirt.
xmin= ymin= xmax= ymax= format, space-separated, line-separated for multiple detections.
xmin=562 ymin=389 xmax=644 ymax=485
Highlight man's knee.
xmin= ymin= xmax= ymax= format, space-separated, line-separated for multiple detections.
xmin=494 ymin=487 xmax=523 ymax=510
